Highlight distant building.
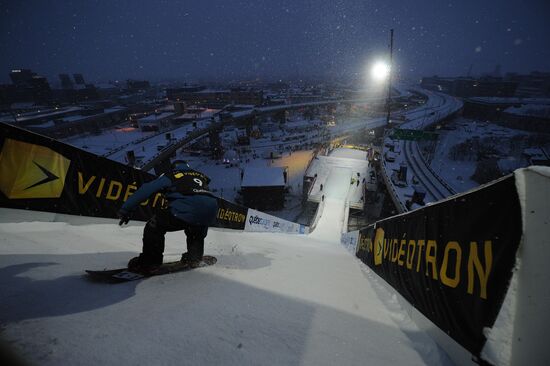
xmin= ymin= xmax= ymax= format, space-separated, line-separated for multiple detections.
xmin=59 ymin=74 xmax=74 ymax=89
xmin=1 ymin=105 xmax=128 ymax=138
xmin=137 ymin=112 xmax=175 ymax=131
xmin=126 ymin=80 xmax=150 ymax=92
xmin=73 ymin=73 xmax=86 ymax=85
xmin=267 ymin=82 xmax=289 ymax=92
xmin=421 ymin=76 xmax=517 ymax=98
xmin=241 ymin=167 xmax=286 ymax=210
xmin=167 ymin=86 xmax=263 ymax=108
xmin=7 ymin=69 xmax=51 ymax=103
xmin=9 ymin=69 xmax=35 ymax=86
xmin=0 ymin=84 xmax=17 ymax=108
xmin=173 ymin=101 xmax=186 ymax=114
xmin=523 ymin=147 xmax=550 ymax=166
xmin=95 ymin=83 xmax=121 ymax=98
xmin=501 ymin=104 xmax=550 ymax=133
xmin=463 ymin=97 xmax=550 ymax=124
xmin=288 ymin=92 xmax=323 ymax=104
xmin=166 ymin=85 xmax=205 ymax=100
xmin=506 ymin=72 xmax=550 ymax=98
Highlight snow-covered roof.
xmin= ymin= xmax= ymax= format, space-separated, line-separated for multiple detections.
xmin=523 ymin=147 xmax=547 ymax=158
xmin=195 ymin=89 xmax=230 ymax=94
xmin=95 ymin=83 xmax=119 ymax=89
xmin=469 ymin=97 xmax=550 ymax=105
xmin=104 ymin=106 xmax=127 ymax=113
xmin=9 ymin=106 xmax=83 ymax=123
xmin=138 ymin=112 xmax=175 ymax=122
xmin=61 ymin=115 xmax=88 ymax=122
xmin=173 ymin=113 xmax=199 ymax=120
xmin=56 ymin=107 xmax=127 ymax=123
xmin=232 ymin=104 xmax=255 ymax=109
xmin=159 ymin=104 xmax=176 ymax=112
xmin=241 ymin=167 xmax=285 ymax=187
xmin=504 ymin=104 xmax=550 ymax=118
xmin=284 ymin=120 xmax=314 ymax=129
xmin=27 ymin=121 xmax=56 ymax=128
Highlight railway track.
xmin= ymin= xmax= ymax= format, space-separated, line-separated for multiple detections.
xmin=403 ymin=140 xmax=454 ymax=202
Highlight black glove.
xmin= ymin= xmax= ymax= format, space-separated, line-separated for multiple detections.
xmin=117 ymin=209 xmax=131 ymax=226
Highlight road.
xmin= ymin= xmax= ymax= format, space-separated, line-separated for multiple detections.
xmin=380 ymin=89 xmax=463 ymax=210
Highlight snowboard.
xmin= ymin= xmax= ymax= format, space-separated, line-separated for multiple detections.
xmin=85 ymin=255 xmax=217 ymax=283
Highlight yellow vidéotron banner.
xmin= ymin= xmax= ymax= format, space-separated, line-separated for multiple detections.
xmin=0 ymin=138 xmax=71 ymax=199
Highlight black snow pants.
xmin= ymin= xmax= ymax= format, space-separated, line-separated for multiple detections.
xmin=141 ymin=209 xmax=208 ymax=265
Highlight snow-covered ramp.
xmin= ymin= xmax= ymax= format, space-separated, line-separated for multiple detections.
xmin=0 ymin=213 xmax=449 ymax=365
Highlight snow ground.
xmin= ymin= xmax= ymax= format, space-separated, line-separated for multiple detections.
xmin=308 ymin=166 xmax=352 ymax=243
xmin=0 ymin=211 xmax=451 ymax=366
xmin=306 ymin=148 xmax=369 ymax=208
xmin=429 ymin=117 xmax=531 ymax=193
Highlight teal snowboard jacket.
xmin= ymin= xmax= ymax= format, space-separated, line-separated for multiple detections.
xmin=120 ymin=164 xmax=218 ymax=226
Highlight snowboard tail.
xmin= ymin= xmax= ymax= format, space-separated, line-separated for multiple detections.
xmin=86 ymin=255 xmax=217 ymax=283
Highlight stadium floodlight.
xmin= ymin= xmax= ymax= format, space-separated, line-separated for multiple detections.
xmin=370 ymin=61 xmax=390 ymax=82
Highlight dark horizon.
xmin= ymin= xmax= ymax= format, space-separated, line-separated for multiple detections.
xmin=1 ymin=0 xmax=549 ymax=85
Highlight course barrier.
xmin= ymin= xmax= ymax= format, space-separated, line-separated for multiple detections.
xmin=245 ymin=209 xmax=308 ymax=235
xmin=350 ymin=167 xmax=550 ymax=365
xmin=0 ymin=122 xmax=307 ymax=234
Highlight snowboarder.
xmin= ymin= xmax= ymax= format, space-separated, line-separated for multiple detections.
xmin=117 ymin=160 xmax=219 ymax=273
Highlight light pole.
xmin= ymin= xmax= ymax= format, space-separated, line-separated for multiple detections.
xmin=385 ymin=29 xmax=394 ymax=126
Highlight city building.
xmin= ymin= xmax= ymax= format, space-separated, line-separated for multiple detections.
xmin=7 ymin=69 xmax=51 ymax=103
xmin=59 ymin=74 xmax=74 ymax=89
xmin=73 ymin=73 xmax=86 ymax=85
xmin=95 ymin=83 xmax=121 ymax=99
xmin=1 ymin=105 xmax=128 ymax=138
xmin=463 ymin=97 xmax=550 ymax=123
xmin=241 ymin=167 xmax=286 ymax=210
xmin=501 ymin=104 xmax=550 ymax=133
xmin=523 ymin=147 xmax=550 ymax=166
xmin=506 ymin=72 xmax=550 ymax=98
xmin=421 ymin=76 xmax=517 ymax=97
xmin=167 ymin=86 xmax=263 ymax=108
xmin=9 ymin=69 xmax=35 ymax=85
xmin=126 ymin=80 xmax=151 ymax=92
xmin=137 ymin=112 xmax=175 ymax=131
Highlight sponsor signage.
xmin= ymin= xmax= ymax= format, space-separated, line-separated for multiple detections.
xmin=0 ymin=123 xmax=160 ymax=221
xmin=215 ymin=199 xmax=248 ymax=230
xmin=355 ymin=175 xmax=522 ymax=359
xmin=340 ymin=230 xmax=359 ymax=254
xmin=0 ymin=123 xmax=248 ymax=229
xmin=245 ymin=209 xmax=308 ymax=234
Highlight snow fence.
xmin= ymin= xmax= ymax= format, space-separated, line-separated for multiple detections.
xmin=343 ymin=166 xmax=549 ymax=366
xmin=0 ymin=122 xmax=308 ymax=235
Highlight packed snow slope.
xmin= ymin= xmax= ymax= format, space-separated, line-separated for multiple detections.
xmin=0 ymin=212 xmax=450 ymax=366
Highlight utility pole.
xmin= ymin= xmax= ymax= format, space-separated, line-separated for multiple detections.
xmin=385 ymin=29 xmax=394 ymax=126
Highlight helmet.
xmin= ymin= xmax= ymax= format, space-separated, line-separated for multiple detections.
xmin=171 ymin=159 xmax=190 ymax=170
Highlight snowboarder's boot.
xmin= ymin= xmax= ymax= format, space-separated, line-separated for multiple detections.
xmin=127 ymin=255 xmax=162 ymax=274
xmin=180 ymin=252 xmax=203 ymax=268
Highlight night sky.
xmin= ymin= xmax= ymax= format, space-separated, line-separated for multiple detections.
xmin=1 ymin=0 xmax=549 ymax=84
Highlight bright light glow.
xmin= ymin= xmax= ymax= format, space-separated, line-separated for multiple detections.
xmin=370 ymin=61 xmax=390 ymax=81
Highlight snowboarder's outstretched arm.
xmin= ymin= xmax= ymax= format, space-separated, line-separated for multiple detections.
xmin=117 ymin=175 xmax=172 ymax=225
